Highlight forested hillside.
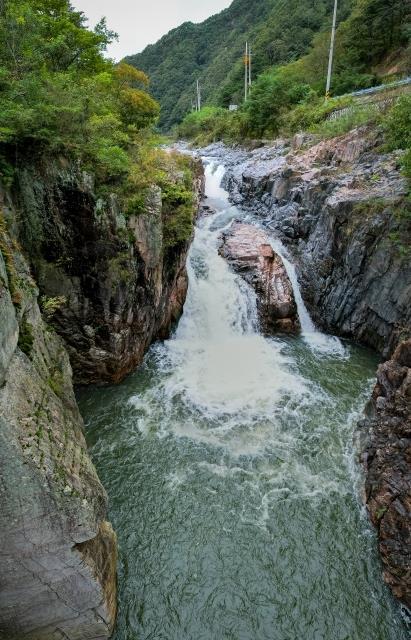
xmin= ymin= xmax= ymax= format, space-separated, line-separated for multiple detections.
xmin=127 ymin=0 xmax=410 ymax=130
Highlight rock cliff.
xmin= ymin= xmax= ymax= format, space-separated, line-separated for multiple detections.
xmin=211 ymin=128 xmax=410 ymax=357
xmin=219 ymin=222 xmax=299 ymax=334
xmin=359 ymin=340 xmax=411 ymax=610
xmin=0 ymin=206 xmax=117 ymax=639
xmin=11 ymin=157 xmax=203 ymax=385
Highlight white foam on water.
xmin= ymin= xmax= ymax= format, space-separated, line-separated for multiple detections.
xmin=269 ymin=236 xmax=348 ymax=358
xmin=128 ymin=161 xmax=349 ymax=495
xmin=149 ymin=162 xmax=310 ymax=420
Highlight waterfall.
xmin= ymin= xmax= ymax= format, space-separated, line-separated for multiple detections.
xmin=268 ymin=236 xmax=347 ymax=357
xmin=204 ymin=159 xmax=346 ymax=358
xmin=158 ymin=161 xmax=308 ymax=418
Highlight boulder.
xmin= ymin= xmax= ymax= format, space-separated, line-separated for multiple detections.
xmin=219 ymin=222 xmax=299 ymax=334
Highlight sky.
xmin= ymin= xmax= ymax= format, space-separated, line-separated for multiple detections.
xmin=71 ymin=0 xmax=233 ymax=61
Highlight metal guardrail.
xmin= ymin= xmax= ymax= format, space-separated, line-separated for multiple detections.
xmin=348 ymin=76 xmax=411 ymax=98
xmin=326 ymin=77 xmax=411 ymax=120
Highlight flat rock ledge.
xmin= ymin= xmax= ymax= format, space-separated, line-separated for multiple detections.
xmin=359 ymin=339 xmax=411 ymax=610
xmin=219 ymin=222 xmax=299 ymax=334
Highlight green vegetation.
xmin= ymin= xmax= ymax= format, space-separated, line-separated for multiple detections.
xmin=0 ymin=0 xmax=198 ymax=261
xmin=308 ymin=104 xmax=381 ymax=138
xmin=177 ymin=106 xmax=247 ymax=146
xmin=384 ymin=94 xmax=411 ymax=181
xmin=381 ymin=96 xmax=411 ymax=256
xmin=353 ymin=195 xmax=411 ymax=257
xmin=47 ymin=372 xmax=64 ymax=398
xmin=160 ymin=153 xmax=198 ymax=250
xmin=41 ymin=296 xmax=67 ymax=319
xmin=129 ymin=0 xmax=410 ymax=131
xmin=0 ymin=0 xmax=161 ymax=182
xmin=18 ymin=317 xmax=34 ymax=357
xmin=176 ymin=92 xmax=383 ymax=144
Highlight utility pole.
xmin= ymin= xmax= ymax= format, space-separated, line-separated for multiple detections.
xmin=196 ymin=79 xmax=201 ymax=112
xmin=244 ymin=42 xmax=249 ymax=101
xmin=248 ymin=44 xmax=252 ymax=88
xmin=325 ymin=0 xmax=338 ymax=99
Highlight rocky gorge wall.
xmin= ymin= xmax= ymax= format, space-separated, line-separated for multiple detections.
xmin=359 ymin=340 xmax=411 ymax=610
xmin=0 ymin=154 xmax=203 ymax=638
xmin=11 ymin=157 xmax=203 ymax=385
xmin=214 ymin=128 xmax=410 ymax=357
xmin=0 ymin=204 xmax=117 ymax=639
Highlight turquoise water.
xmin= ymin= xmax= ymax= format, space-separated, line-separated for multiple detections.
xmin=78 ymin=162 xmax=409 ymax=640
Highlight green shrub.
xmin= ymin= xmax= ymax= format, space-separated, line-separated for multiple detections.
xmin=245 ymin=67 xmax=312 ymax=136
xmin=160 ymin=157 xmax=196 ymax=249
xmin=309 ymin=104 xmax=381 ymax=139
xmin=383 ymin=95 xmax=411 ymax=184
xmin=18 ymin=318 xmax=34 ymax=358
xmin=384 ymin=95 xmax=411 ymax=151
xmin=41 ymin=296 xmax=67 ymax=319
xmin=280 ymin=95 xmax=354 ymax=135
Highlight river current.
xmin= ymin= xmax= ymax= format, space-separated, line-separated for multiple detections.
xmin=78 ymin=160 xmax=409 ymax=640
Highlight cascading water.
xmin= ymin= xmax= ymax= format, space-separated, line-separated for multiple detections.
xmin=268 ymin=236 xmax=347 ymax=357
xmin=78 ymin=160 xmax=409 ymax=640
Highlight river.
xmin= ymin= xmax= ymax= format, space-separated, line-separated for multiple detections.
xmin=78 ymin=159 xmax=409 ymax=640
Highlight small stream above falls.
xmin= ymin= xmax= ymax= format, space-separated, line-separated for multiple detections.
xmin=78 ymin=160 xmax=409 ymax=640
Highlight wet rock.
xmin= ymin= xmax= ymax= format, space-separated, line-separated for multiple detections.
xmin=359 ymin=340 xmax=411 ymax=609
xmin=219 ymin=222 xmax=299 ymax=334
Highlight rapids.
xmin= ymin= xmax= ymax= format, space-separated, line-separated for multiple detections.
xmin=78 ymin=160 xmax=409 ymax=640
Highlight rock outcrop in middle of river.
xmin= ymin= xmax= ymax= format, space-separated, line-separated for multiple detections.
xmin=219 ymin=222 xmax=299 ymax=334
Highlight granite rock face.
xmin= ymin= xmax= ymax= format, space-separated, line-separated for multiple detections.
xmin=0 ymin=208 xmax=117 ymax=639
xmin=219 ymin=222 xmax=299 ymax=334
xmin=359 ymin=340 xmax=411 ymax=609
xmin=10 ymin=158 xmax=203 ymax=385
xmin=210 ymin=129 xmax=411 ymax=357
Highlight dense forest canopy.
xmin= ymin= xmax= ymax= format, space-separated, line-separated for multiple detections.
xmin=0 ymin=0 xmax=160 ymax=182
xmin=128 ymin=0 xmax=410 ymax=130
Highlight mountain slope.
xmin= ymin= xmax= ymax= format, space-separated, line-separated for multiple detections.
xmin=127 ymin=0 xmax=410 ymax=131
xmin=126 ymin=0 xmax=352 ymax=129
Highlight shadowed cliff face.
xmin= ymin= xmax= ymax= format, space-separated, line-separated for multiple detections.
xmin=359 ymin=340 xmax=411 ymax=610
xmin=0 ymin=200 xmax=117 ymax=639
xmin=12 ymin=158 xmax=203 ymax=385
